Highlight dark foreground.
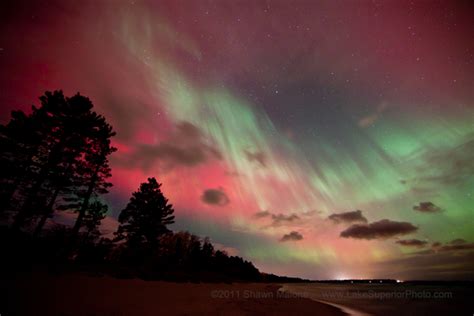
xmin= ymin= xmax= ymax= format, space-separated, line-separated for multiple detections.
xmin=3 ymin=272 xmax=473 ymax=315
xmin=2 ymin=273 xmax=344 ymax=316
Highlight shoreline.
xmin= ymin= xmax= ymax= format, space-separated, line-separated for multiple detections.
xmin=279 ymin=284 xmax=370 ymax=316
xmin=308 ymin=299 xmax=370 ymax=316
xmin=277 ymin=282 xmax=474 ymax=316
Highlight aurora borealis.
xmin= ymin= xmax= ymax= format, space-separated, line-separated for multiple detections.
xmin=1 ymin=0 xmax=473 ymax=280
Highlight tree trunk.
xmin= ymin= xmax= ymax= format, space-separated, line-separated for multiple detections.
xmin=71 ymin=171 xmax=98 ymax=240
xmin=33 ymin=187 xmax=60 ymax=237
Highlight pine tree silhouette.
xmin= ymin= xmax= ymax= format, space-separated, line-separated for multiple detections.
xmin=67 ymin=97 xmax=115 ymax=241
xmin=0 ymin=109 xmax=44 ymax=217
xmin=116 ymin=178 xmax=175 ymax=248
xmin=9 ymin=91 xmax=88 ymax=230
xmin=0 ymin=91 xmax=115 ymax=236
xmin=82 ymin=200 xmax=108 ymax=238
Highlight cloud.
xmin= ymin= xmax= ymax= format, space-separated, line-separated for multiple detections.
xmin=340 ymin=219 xmax=418 ymax=240
xmin=271 ymin=213 xmax=300 ymax=225
xmin=302 ymin=210 xmax=320 ymax=217
xmin=99 ymin=95 xmax=153 ymax=142
xmin=280 ymin=231 xmax=303 ymax=242
xmin=450 ymin=238 xmax=467 ymax=245
xmin=253 ymin=210 xmax=302 ymax=228
xmin=201 ymin=188 xmax=230 ymax=206
xmin=430 ymin=239 xmax=474 ymax=252
xmin=409 ymin=239 xmax=474 ymax=255
xmin=114 ymin=121 xmax=221 ymax=171
xmin=254 ymin=210 xmax=271 ymax=218
xmin=439 ymin=243 xmax=474 ymax=252
xmin=245 ymin=150 xmax=267 ymax=167
xmin=374 ymin=249 xmax=474 ymax=280
xmin=423 ymin=139 xmax=474 ymax=186
xmin=358 ymin=102 xmax=388 ymax=128
xmin=404 ymin=138 xmax=474 ymax=192
xmin=328 ymin=210 xmax=367 ymax=224
xmin=413 ymin=202 xmax=442 ymax=213
xmin=358 ymin=114 xmax=378 ymax=128
xmin=395 ymin=239 xmax=428 ymax=247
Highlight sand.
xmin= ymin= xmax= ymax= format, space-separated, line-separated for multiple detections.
xmin=2 ymin=273 xmax=346 ymax=316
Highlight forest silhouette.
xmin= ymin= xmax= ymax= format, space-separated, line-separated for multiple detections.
xmin=0 ymin=91 xmax=304 ymax=283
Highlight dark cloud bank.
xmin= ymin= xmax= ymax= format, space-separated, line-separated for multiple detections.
xmin=396 ymin=239 xmax=428 ymax=247
xmin=280 ymin=231 xmax=303 ymax=242
xmin=340 ymin=219 xmax=418 ymax=240
xmin=328 ymin=210 xmax=367 ymax=224
xmin=253 ymin=210 xmax=301 ymax=227
xmin=254 ymin=210 xmax=271 ymax=218
xmin=114 ymin=121 xmax=221 ymax=171
xmin=433 ymin=239 xmax=474 ymax=252
xmin=379 ymin=237 xmax=474 ymax=280
xmin=395 ymin=238 xmax=474 ymax=251
xmin=413 ymin=201 xmax=442 ymax=213
xmin=201 ymin=188 xmax=230 ymax=206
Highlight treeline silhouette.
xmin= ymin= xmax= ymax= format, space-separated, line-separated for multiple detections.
xmin=0 ymin=91 xmax=302 ymax=283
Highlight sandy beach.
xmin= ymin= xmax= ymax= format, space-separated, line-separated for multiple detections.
xmin=3 ymin=273 xmax=346 ymax=316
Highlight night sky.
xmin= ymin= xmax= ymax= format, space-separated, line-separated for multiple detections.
xmin=1 ymin=0 xmax=473 ymax=280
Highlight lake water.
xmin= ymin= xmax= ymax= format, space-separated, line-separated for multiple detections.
xmin=280 ymin=282 xmax=473 ymax=316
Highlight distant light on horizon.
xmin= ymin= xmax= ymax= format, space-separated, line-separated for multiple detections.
xmin=335 ymin=273 xmax=350 ymax=281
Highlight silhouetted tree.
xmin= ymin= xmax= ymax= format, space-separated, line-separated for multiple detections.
xmin=66 ymin=103 xmax=115 ymax=240
xmin=141 ymin=231 xmax=261 ymax=281
xmin=7 ymin=91 xmax=81 ymax=229
xmin=39 ymin=93 xmax=115 ymax=238
xmin=0 ymin=91 xmax=115 ymax=236
xmin=201 ymin=237 xmax=215 ymax=267
xmin=115 ymin=178 xmax=175 ymax=249
xmin=82 ymin=201 xmax=108 ymax=237
xmin=0 ymin=108 xmax=49 ymax=218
